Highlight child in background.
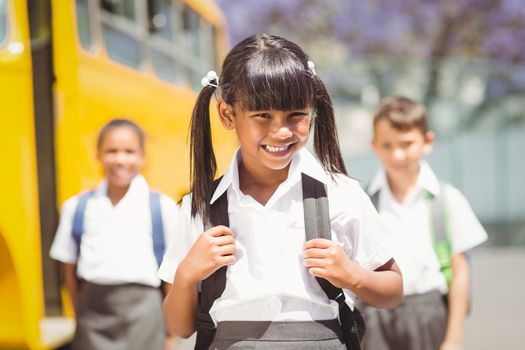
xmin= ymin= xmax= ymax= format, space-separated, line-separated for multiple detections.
xmin=159 ymin=33 xmax=403 ymax=350
xmin=50 ymin=118 xmax=178 ymax=350
xmin=362 ymin=96 xmax=488 ymax=350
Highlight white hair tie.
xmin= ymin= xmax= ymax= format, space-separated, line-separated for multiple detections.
xmin=307 ymin=61 xmax=316 ymax=76
xmin=201 ymin=70 xmax=219 ymax=88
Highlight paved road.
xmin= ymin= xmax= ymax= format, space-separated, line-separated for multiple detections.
xmin=172 ymin=247 xmax=525 ymax=350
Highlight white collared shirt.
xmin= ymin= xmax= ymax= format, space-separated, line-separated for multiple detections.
xmin=50 ymin=175 xmax=178 ymax=287
xmin=158 ymin=148 xmax=392 ymax=324
xmin=367 ymin=161 xmax=488 ymax=295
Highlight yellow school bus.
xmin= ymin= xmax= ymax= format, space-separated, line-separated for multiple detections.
xmin=0 ymin=0 xmax=235 ymax=348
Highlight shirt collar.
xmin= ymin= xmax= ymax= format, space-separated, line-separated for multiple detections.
xmin=95 ymin=174 xmax=149 ymax=199
xmin=367 ymin=160 xmax=441 ymax=197
xmin=210 ymin=147 xmax=329 ymax=204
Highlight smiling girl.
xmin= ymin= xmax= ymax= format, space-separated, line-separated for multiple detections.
xmin=50 ymin=119 xmax=178 ymax=350
xmin=159 ymin=34 xmax=403 ymax=350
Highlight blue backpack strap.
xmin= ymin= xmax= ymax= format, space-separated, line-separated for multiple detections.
xmin=71 ymin=191 xmax=95 ymax=253
xmin=149 ymin=191 xmax=165 ymax=267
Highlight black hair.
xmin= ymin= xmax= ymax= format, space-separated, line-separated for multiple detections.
xmin=97 ymin=118 xmax=145 ymax=151
xmin=190 ymin=34 xmax=347 ymax=221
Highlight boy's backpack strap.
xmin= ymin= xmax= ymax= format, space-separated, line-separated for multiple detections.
xmin=302 ymin=173 xmax=364 ymax=350
xmin=149 ymin=191 xmax=165 ymax=267
xmin=72 ymin=191 xmax=95 ymax=251
xmin=71 ymin=190 xmax=166 ymax=267
xmin=428 ymin=181 xmax=453 ymax=287
xmin=195 ymin=177 xmax=228 ymax=350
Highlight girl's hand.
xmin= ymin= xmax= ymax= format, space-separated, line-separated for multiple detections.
xmin=177 ymin=225 xmax=236 ymax=284
xmin=303 ymin=238 xmax=353 ymax=289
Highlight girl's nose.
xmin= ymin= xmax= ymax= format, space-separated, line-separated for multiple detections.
xmin=271 ymin=119 xmax=293 ymax=139
xmin=115 ymin=152 xmax=127 ymax=163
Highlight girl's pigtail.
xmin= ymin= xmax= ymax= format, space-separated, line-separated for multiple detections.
xmin=313 ymin=76 xmax=348 ymax=176
xmin=190 ymin=85 xmax=217 ymax=222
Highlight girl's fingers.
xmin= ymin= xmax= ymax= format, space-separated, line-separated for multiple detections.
xmin=304 ymin=238 xmax=333 ymax=249
xmin=307 ymin=267 xmax=326 ymax=278
xmin=214 ymin=234 xmax=236 ymax=246
xmin=206 ymin=225 xmax=235 ymax=238
xmin=219 ymin=254 xmax=236 ymax=266
xmin=303 ymin=257 xmax=326 ymax=268
xmin=302 ymin=248 xmax=328 ymax=259
xmin=215 ymin=244 xmax=236 ymax=257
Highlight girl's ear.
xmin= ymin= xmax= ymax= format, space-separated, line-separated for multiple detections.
xmin=217 ymin=99 xmax=235 ymax=130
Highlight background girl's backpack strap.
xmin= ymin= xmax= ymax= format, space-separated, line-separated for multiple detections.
xmin=71 ymin=190 xmax=95 ymax=254
xmin=301 ymin=173 xmax=364 ymax=350
xmin=195 ymin=176 xmax=228 ymax=350
xmin=149 ymin=191 xmax=165 ymax=267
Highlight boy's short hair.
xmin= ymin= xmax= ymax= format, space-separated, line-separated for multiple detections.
xmin=373 ymin=96 xmax=429 ymax=134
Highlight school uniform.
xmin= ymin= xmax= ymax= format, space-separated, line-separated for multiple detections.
xmin=361 ymin=161 xmax=488 ymax=350
xmin=158 ymin=148 xmax=393 ymax=349
xmin=50 ymin=175 xmax=178 ymax=350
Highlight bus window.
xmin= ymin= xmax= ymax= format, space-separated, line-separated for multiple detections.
xmin=0 ymin=0 xmax=6 ymax=46
xmin=75 ymin=0 xmax=92 ymax=50
xmin=147 ymin=0 xmax=182 ymax=84
xmin=201 ymin=21 xmax=217 ymax=75
xmin=100 ymin=0 xmax=142 ymax=69
xmin=148 ymin=0 xmax=172 ymax=41
xmin=182 ymin=4 xmax=204 ymax=89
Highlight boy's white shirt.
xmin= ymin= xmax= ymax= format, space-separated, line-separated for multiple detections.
xmin=49 ymin=175 xmax=178 ymax=287
xmin=367 ymin=160 xmax=488 ymax=295
xmin=158 ymin=148 xmax=392 ymax=324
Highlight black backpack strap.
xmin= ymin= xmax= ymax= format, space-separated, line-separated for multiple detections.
xmin=195 ymin=177 xmax=228 ymax=350
xmin=302 ymin=173 xmax=364 ymax=350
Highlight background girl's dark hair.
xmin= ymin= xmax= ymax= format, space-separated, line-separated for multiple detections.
xmin=190 ymin=33 xmax=347 ymax=221
xmin=97 ymin=118 xmax=145 ymax=151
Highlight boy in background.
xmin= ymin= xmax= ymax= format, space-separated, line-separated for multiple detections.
xmin=362 ymin=96 xmax=488 ymax=350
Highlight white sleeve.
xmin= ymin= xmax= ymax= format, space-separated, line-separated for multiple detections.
xmin=159 ymin=194 xmax=180 ymax=250
xmin=158 ymin=194 xmax=204 ymax=284
xmin=49 ymin=196 xmax=80 ymax=264
xmin=446 ymin=186 xmax=488 ymax=254
xmin=330 ymin=176 xmax=393 ymax=271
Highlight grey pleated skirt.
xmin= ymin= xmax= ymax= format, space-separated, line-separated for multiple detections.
xmin=72 ymin=281 xmax=165 ymax=350
xmin=359 ymin=290 xmax=447 ymax=350
xmin=209 ymin=319 xmax=346 ymax=350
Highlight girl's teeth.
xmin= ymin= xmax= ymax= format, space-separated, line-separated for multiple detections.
xmin=264 ymin=145 xmax=289 ymax=153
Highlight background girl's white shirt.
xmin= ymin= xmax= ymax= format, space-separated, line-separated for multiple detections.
xmin=158 ymin=148 xmax=392 ymax=324
xmin=50 ymin=175 xmax=178 ymax=287
xmin=367 ymin=161 xmax=488 ymax=295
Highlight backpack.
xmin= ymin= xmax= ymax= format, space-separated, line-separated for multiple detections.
xmin=194 ymin=173 xmax=365 ymax=350
xmin=71 ymin=190 xmax=166 ymax=267
xmin=368 ymin=182 xmax=453 ymax=288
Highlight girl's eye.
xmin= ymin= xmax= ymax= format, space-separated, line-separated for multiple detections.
xmin=254 ymin=113 xmax=271 ymax=119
